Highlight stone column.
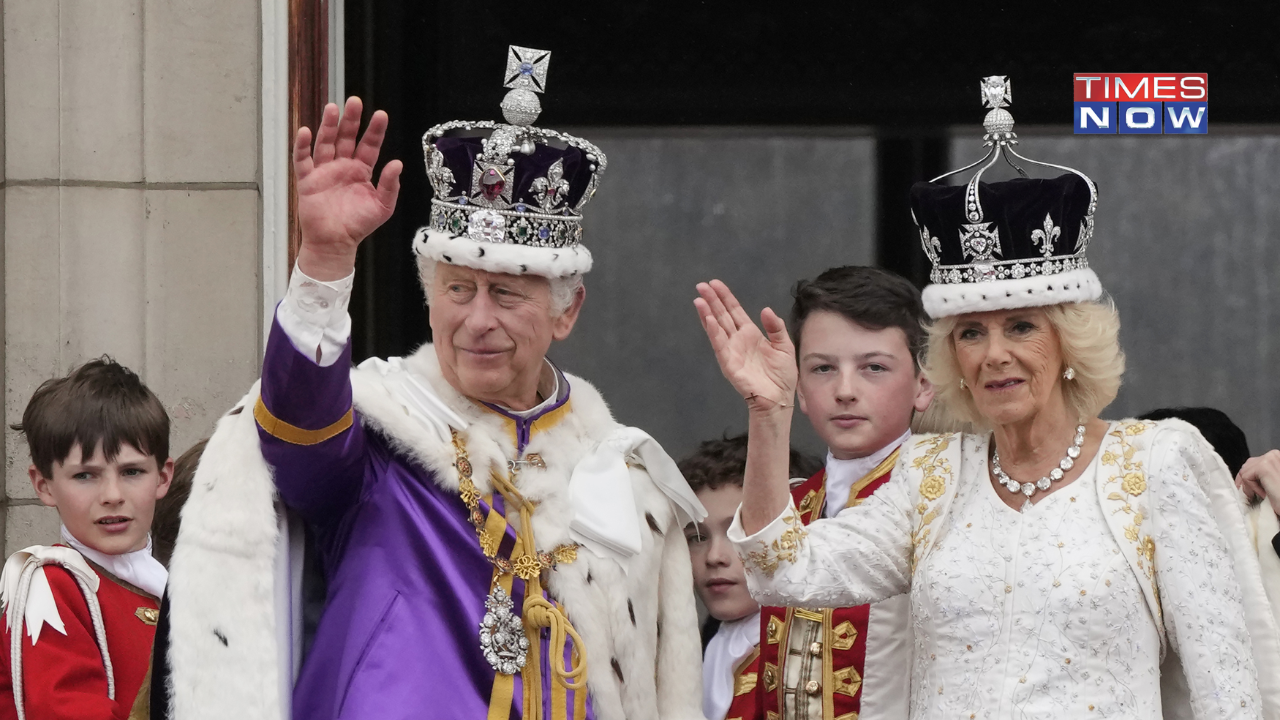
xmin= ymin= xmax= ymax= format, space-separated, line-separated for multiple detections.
xmin=2 ymin=0 xmax=265 ymax=553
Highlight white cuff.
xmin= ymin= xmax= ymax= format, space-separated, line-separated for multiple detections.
xmin=728 ymin=498 xmax=808 ymax=579
xmin=276 ymin=265 xmax=354 ymax=367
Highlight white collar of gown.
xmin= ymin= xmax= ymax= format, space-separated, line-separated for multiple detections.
xmin=61 ymin=525 xmax=168 ymax=599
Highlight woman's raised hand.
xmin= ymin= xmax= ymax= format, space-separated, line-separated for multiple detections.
xmin=694 ymin=280 xmax=798 ymax=413
xmin=294 ymin=97 xmax=403 ymax=281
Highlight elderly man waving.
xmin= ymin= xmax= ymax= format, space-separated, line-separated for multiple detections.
xmin=160 ymin=47 xmax=705 ymax=720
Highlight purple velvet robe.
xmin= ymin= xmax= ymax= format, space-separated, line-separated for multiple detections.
xmin=258 ymin=317 xmax=592 ymax=720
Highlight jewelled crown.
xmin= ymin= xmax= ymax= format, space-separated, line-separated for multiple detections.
xmin=910 ymin=76 xmax=1103 ymax=318
xmin=414 ymin=46 xmax=606 ymax=279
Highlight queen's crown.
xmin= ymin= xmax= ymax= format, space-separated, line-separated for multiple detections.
xmin=910 ymin=76 xmax=1100 ymax=287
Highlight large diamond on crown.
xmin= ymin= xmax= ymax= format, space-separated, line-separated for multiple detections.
xmin=467 ymin=210 xmax=508 ymax=244
xmin=959 ymin=222 xmax=1002 ymax=263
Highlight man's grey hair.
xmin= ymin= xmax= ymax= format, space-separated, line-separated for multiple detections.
xmin=419 ymin=261 xmax=584 ymax=316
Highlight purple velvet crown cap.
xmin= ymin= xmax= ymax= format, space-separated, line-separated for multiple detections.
xmin=432 ymin=136 xmax=595 ymax=210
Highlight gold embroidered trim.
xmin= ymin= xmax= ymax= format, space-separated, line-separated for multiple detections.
xmin=798 ymin=488 xmax=822 ymax=519
xmin=793 ymin=608 xmax=824 ymax=622
xmin=830 ymin=620 xmax=857 ymax=652
xmin=451 ymin=430 xmax=578 ymax=580
xmin=909 ymin=434 xmax=955 ymax=571
xmin=253 ymin=397 xmax=353 ymax=446
xmin=1099 ymin=420 xmax=1161 ymax=618
xmin=766 ymin=615 xmax=785 ymax=644
xmin=843 ymin=447 xmax=901 ymax=510
xmin=743 ymin=505 xmax=809 ymax=579
xmin=833 ymin=665 xmax=863 ymax=698
xmin=763 ymin=662 xmax=779 ymax=692
xmin=733 ymin=646 xmax=761 ymax=696
xmin=135 ymin=606 xmax=159 ymax=626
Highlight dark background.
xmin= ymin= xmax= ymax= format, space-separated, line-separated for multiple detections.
xmin=337 ymin=2 xmax=1280 ymax=458
xmin=342 ymin=1 xmax=1279 ymax=360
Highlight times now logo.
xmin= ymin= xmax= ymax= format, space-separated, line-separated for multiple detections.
xmin=1073 ymin=73 xmax=1207 ymax=134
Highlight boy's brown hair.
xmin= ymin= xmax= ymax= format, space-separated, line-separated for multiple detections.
xmin=152 ymin=438 xmax=205 ymax=567
xmin=11 ymin=357 xmax=170 ymax=478
xmin=679 ymin=433 xmax=821 ymax=493
xmin=790 ymin=266 xmax=927 ymax=370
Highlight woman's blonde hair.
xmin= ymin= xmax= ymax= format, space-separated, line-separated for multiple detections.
xmin=922 ymin=300 xmax=1125 ymax=429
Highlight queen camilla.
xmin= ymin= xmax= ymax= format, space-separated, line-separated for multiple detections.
xmin=694 ymin=77 xmax=1280 ymax=719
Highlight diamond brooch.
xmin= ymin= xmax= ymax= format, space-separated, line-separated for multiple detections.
xmin=479 ymin=585 xmax=528 ymax=675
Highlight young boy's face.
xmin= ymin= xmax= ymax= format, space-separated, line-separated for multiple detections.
xmin=31 ymin=442 xmax=174 ymax=555
xmin=797 ymin=310 xmax=935 ymax=460
xmin=685 ymin=483 xmax=759 ymax=623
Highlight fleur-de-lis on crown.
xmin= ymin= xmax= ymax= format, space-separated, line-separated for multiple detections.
xmin=913 ymin=211 xmax=942 ymax=263
xmin=1030 ymin=213 xmax=1061 ymax=258
xmin=531 ymin=158 xmax=570 ymax=212
xmin=426 ymin=150 xmax=456 ymax=198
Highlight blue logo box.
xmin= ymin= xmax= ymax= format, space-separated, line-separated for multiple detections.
xmin=1119 ymin=102 xmax=1163 ymax=134
xmin=1074 ymin=102 xmax=1115 ymax=133
xmin=1164 ymin=102 xmax=1208 ymax=134
xmin=1074 ymin=101 xmax=1208 ymax=134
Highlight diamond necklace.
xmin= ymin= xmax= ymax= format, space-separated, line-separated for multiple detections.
xmin=992 ymin=424 xmax=1086 ymax=499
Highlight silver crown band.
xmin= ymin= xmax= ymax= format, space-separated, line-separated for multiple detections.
xmin=929 ymin=254 xmax=1091 ymax=285
xmin=429 ymin=199 xmax=583 ymax=248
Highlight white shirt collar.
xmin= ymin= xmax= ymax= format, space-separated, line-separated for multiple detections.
xmin=823 ymin=430 xmax=912 ymax=519
xmin=60 ymin=525 xmax=168 ymax=600
xmin=495 ymin=358 xmax=562 ymax=420
xmin=702 ymin=610 xmax=761 ymax=720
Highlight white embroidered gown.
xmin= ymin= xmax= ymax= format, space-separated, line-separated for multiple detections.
xmin=729 ymin=422 xmax=1265 ymax=719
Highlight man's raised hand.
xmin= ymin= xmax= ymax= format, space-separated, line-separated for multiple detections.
xmin=694 ymin=280 xmax=798 ymax=413
xmin=294 ymin=97 xmax=403 ymax=281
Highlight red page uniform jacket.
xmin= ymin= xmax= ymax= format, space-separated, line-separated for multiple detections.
xmin=757 ymin=450 xmax=911 ymax=720
xmin=0 ymin=559 xmax=158 ymax=720
xmin=725 ymin=646 xmax=762 ymax=720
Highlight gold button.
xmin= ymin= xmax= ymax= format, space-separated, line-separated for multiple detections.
xmin=1089 ymin=705 xmax=1095 ymax=711
xmin=1019 ymin=676 xmax=1026 ymax=683
xmin=809 ymin=642 xmax=822 ymax=656
xmin=805 ymin=679 xmax=821 ymax=695
xmin=1065 ymin=658 xmax=1072 ymax=665
xmin=1005 ymin=585 xmax=1012 ymax=593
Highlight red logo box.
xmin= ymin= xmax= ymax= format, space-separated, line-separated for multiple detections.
xmin=1073 ymin=74 xmax=1207 ymax=102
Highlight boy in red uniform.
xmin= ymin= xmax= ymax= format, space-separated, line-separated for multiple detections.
xmin=753 ymin=266 xmax=933 ymax=720
xmin=680 ymin=435 xmax=818 ymax=720
xmin=0 ymin=358 xmax=173 ymax=720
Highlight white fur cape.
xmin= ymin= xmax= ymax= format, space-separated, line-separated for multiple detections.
xmin=163 ymin=345 xmax=705 ymax=720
